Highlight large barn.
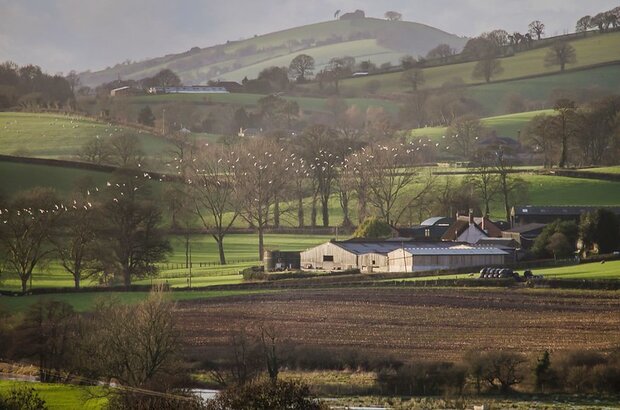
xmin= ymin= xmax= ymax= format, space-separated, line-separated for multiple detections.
xmin=300 ymin=240 xmax=508 ymax=273
xmin=387 ymin=245 xmax=508 ymax=272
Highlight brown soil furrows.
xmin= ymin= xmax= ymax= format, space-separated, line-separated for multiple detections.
xmin=175 ymin=288 xmax=620 ymax=362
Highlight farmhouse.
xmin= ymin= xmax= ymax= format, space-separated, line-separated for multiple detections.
xmin=441 ymin=213 xmax=502 ymax=244
xmin=511 ymin=205 xmax=620 ymax=226
xmin=300 ymin=240 xmax=508 ymax=273
xmin=387 ymin=246 xmax=508 ymax=273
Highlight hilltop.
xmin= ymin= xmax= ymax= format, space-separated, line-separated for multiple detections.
xmin=78 ymin=17 xmax=467 ymax=87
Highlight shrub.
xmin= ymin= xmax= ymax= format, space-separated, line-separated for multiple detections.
xmin=205 ymin=379 xmax=327 ymax=410
xmin=0 ymin=385 xmax=48 ymax=410
xmin=377 ymin=361 xmax=466 ymax=396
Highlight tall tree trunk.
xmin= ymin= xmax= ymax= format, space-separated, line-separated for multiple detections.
xmin=321 ymin=196 xmax=329 ymax=227
xmin=215 ymin=235 xmax=226 ymax=265
xmin=311 ymin=195 xmax=317 ymax=228
xmin=21 ymin=276 xmax=29 ymax=293
xmin=297 ymin=195 xmax=304 ymax=228
xmin=273 ymin=197 xmax=280 ymax=228
xmin=258 ymin=226 xmax=265 ymax=261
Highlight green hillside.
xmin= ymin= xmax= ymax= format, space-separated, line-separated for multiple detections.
xmin=0 ymin=112 xmax=170 ymax=159
xmin=78 ymin=18 xmax=467 ymax=87
xmin=469 ymin=64 xmax=620 ymax=115
xmin=409 ymin=109 xmax=553 ymax=140
xmin=334 ymin=31 xmax=620 ymax=95
xmin=128 ymin=92 xmax=400 ymax=115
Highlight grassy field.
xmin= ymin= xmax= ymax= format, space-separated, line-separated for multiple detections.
xmin=128 ymin=92 xmax=400 ymax=115
xmin=468 ymin=64 xmax=620 ymax=115
xmin=0 ymin=380 xmax=107 ymax=410
xmin=335 ymin=31 xmax=620 ymax=95
xmin=391 ymin=260 xmax=620 ymax=282
xmin=0 ymin=233 xmax=332 ymax=291
xmin=580 ymin=166 xmax=620 ymax=174
xmin=0 ymin=112 xmax=169 ymax=160
xmin=408 ymin=109 xmax=553 ymax=140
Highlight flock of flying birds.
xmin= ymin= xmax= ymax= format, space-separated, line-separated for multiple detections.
xmin=1 ymin=115 xmax=464 ymax=224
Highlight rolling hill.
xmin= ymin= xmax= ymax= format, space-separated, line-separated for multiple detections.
xmin=78 ymin=17 xmax=467 ymax=87
xmin=332 ymin=31 xmax=620 ymax=95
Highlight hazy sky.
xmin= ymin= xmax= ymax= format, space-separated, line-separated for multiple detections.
xmin=0 ymin=0 xmax=616 ymax=74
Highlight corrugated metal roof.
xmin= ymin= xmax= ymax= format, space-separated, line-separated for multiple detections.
xmin=399 ymin=247 xmax=508 ymax=256
xmin=335 ymin=241 xmax=455 ymax=255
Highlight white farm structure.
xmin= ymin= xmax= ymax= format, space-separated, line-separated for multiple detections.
xmin=300 ymin=240 xmax=509 ymax=273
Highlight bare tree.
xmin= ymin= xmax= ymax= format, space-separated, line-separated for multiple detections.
xmin=522 ymin=114 xmax=557 ymax=168
xmin=544 ymin=41 xmax=576 ymax=72
xmin=494 ymin=148 xmax=529 ymax=222
xmin=528 ymin=20 xmax=545 ymax=40
xmin=189 ymin=146 xmax=240 ymax=264
xmin=54 ymin=192 xmax=99 ymax=289
xmin=80 ymin=290 xmax=180 ymax=389
xmin=298 ymin=125 xmax=342 ymax=227
xmin=553 ymin=98 xmax=578 ymax=168
xmin=472 ymin=56 xmax=503 ymax=83
xmin=448 ymin=115 xmax=487 ymax=160
xmin=363 ymin=143 xmax=435 ymax=224
xmin=109 ymin=133 xmax=145 ymax=168
xmin=469 ymin=155 xmax=499 ymax=216
xmin=289 ymin=54 xmax=315 ymax=83
xmin=426 ymin=44 xmax=456 ymax=62
xmin=97 ymin=173 xmax=171 ymax=287
xmin=0 ymin=188 xmax=60 ymax=292
xmin=235 ymin=138 xmax=289 ymax=260
xmin=576 ymin=15 xmax=592 ymax=34
xmin=401 ymin=68 xmax=425 ymax=92
xmin=80 ymin=136 xmax=112 ymax=165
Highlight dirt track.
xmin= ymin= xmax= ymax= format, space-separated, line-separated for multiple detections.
xmin=175 ymin=287 xmax=620 ymax=361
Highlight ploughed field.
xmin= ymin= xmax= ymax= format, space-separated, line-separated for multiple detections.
xmin=176 ymin=287 xmax=620 ymax=362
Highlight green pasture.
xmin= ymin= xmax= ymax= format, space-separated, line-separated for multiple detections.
xmin=0 ymin=112 xmax=169 ymax=159
xmin=0 ymin=380 xmax=107 ymax=410
xmin=524 ymin=174 xmax=620 ymax=207
xmin=0 ymin=233 xmax=332 ymax=292
xmin=129 ymin=92 xmax=399 ymax=115
xmin=389 ymin=260 xmax=620 ymax=283
xmin=335 ymin=31 xmax=620 ymax=95
xmin=468 ymin=64 xmax=620 ymax=115
xmin=408 ymin=109 xmax=553 ymax=140
xmin=579 ymin=166 xmax=620 ymax=174
xmin=0 ymin=159 xmax=111 ymax=196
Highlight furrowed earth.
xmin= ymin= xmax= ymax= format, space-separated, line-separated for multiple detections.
xmin=175 ymin=287 xmax=620 ymax=362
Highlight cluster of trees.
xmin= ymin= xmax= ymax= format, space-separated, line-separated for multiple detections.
xmin=576 ymin=7 xmax=620 ymax=33
xmin=532 ymin=208 xmax=620 ymax=259
xmin=0 ymin=62 xmax=74 ymax=110
xmin=522 ymin=96 xmax=620 ymax=167
xmin=0 ymin=169 xmax=171 ymax=291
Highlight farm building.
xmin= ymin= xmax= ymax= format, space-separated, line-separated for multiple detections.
xmin=110 ymin=86 xmax=143 ymax=97
xmin=300 ymin=240 xmax=506 ymax=273
xmin=391 ymin=216 xmax=454 ymax=241
xmin=300 ymin=240 xmax=404 ymax=272
xmin=387 ymin=246 xmax=508 ymax=272
xmin=441 ymin=213 xmax=503 ymax=244
xmin=511 ymin=205 xmax=620 ymax=226
xmin=502 ymin=223 xmax=546 ymax=248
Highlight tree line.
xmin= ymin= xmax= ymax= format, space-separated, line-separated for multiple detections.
xmin=0 ymin=62 xmax=74 ymax=110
